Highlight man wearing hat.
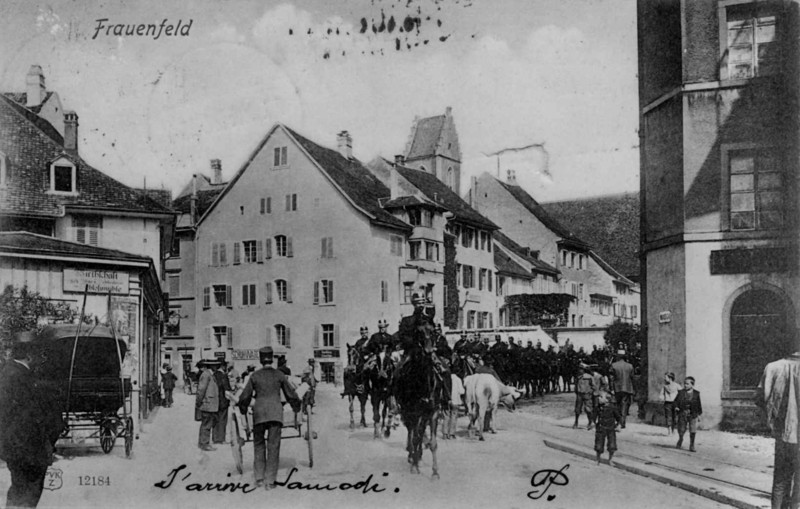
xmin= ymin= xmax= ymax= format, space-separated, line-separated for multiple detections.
xmin=353 ymin=326 xmax=372 ymax=362
xmin=433 ymin=323 xmax=452 ymax=361
xmin=232 ymin=347 xmax=301 ymax=490
xmin=0 ymin=335 xmax=64 ymax=508
xmin=369 ymin=320 xmax=393 ymax=358
xmin=196 ymin=360 xmax=220 ymax=451
xmin=301 ymin=358 xmax=318 ymax=411
xmin=161 ymin=365 xmax=178 ymax=408
xmin=611 ymin=350 xmax=634 ymax=428
xmin=397 ymin=293 xmax=435 ymax=353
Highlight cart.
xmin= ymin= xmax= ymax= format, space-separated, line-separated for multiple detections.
xmin=227 ymin=382 xmax=316 ymax=472
xmin=37 ymin=324 xmax=135 ymax=458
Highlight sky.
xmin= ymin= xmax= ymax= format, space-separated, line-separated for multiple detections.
xmin=0 ymin=0 xmax=639 ymax=202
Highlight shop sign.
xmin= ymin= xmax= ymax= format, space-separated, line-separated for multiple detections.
xmin=232 ymin=349 xmax=259 ymax=360
xmin=64 ymin=269 xmax=129 ymax=294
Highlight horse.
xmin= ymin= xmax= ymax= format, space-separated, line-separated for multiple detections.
xmin=343 ymin=344 xmax=369 ymax=429
xmin=392 ymin=320 xmax=448 ymax=479
xmin=363 ymin=349 xmax=394 ymax=439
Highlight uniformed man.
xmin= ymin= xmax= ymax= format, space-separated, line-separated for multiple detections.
xmin=453 ymin=331 xmax=469 ymax=355
xmin=353 ymin=326 xmax=373 ymax=363
xmin=369 ymin=320 xmax=393 ymax=357
xmin=490 ymin=336 xmax=508 ymax=353
xmin=433 ymin=323 xmax=452 ymax=360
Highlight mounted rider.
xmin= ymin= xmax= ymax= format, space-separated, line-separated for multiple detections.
xmin=433 ymin=323 xmax=452 ymax=360
xmin=353 ymin=326 xmax=374 ymax=364
xmin=395 ymin=293 xmax=445 ymax=375
xmin=369 ymin=320 xmax=394 ymax=358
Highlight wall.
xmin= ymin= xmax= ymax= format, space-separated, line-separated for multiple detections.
xmin=637 ymin=0 xmax=683 ymax=105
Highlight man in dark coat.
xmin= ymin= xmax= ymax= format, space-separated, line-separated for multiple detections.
xmin=0 ymin=337 xmax=64 ymax=508
xmin=233 ymin=347 xmax=301 ymax=490
xmin=353 ymin=327 xmax=374 ymax=363
xmin=369 ymin=320 xmax=393 ymax=358
xmin=611 ymin=351 xmax=635 ymax=428
xmin=213 ymin=362 xmax=232 ymax=444
xmin=674 ymin=376 xmax=703 ymax=452
xmin=433 ymin=323 xmax=452 ymax=360
xmin=195 ymin=360 xmax=219 ymax=451
xmin=161 ymin=366 xmax=178 ymax=407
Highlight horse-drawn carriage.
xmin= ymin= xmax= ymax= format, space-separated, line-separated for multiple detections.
xmin=37 ymin=324 xmax=134 ymax=458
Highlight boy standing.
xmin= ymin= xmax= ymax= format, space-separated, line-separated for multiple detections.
xmin=660 ymin=372 xmax=681 ymax=435
xmin=594 ymin=391 xmax=621 ymax=465
xmin=674 ymin=376 xmax=703 ymax=452
xmin=574 ymin=365 xmax=596 ymax=430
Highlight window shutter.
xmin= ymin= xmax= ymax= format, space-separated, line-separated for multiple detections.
xmin=281 ymin=146 xmax=287 ymax=165
xmin=211 ymin=243 xmax=218 ymax=266
xmin=285 ymin=327 xmax=291 ymax=348
xmin=256 ymin=240 xmax=263 ymax=263
xmin=313 ymin=325 xmax=319 ymax=348
xmin=334 ymin=325 xmax=340 ymax=347
xmin=265 ymin=327 xmax=272 ymax=345
xmin=76 ymin=227 xmax=86 ymax=244
xmin=321 ymin=238 xmax=326 ymax=258
xmin=285 ymin=194 xmax=290 ymax=211
xmin=313 ymin=281 xmax=319 ymax=305
xmin=227 ymin=327 xmax=233 ymax=349
xmin=329 ymin=281 xmax=334 ymax=303
xmin=265 ymin=282 xmax=273 ymax=304
xmin=226 ymin=285 xmax=232 ymax=307
xmin=266 ymin=197 xmax=271 ymax=214
xmin=265 ymin=238 xmax=272 ymax=259
xmin=203 ymin=287 xmax=210 ymax=309
xmin=328 ymin=237 xmax=333 ymax=258
xmin=287 ymin=237 xmax=293 ymax=257
xmin=89 ymin=227 xmax=99 ymax=246
xmin=286 ymin=281 xmax=293 ymax=303
xmin=488 ymin=271 xmax=493 ymax=292
xmin=260 ymin=198 xmax=266 ymax=214
xmin=220 ymin=243 xmax=227 ymax=265
xmin=206 ymin=327 xmax=212 ymax=349
xmin=233 ymin=242 xmax=241 ymax=265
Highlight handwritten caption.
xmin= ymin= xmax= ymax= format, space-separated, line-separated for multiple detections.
xmin=527 ymin=464 xmax=570 ymax=502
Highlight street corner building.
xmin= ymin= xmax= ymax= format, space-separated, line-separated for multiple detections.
xmin=638 ymin=0 xmax=800 ymax=429
xmin=0 ymin=64 xmax=175 ymax=421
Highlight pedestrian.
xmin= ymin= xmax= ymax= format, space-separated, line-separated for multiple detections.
xmin=162 ymin=365 xmax=178 ymax=408
xmin=444 ymin=359 xmax=464 ymax=440
xmin=594 ymin=391 xmax=622 ymax=466
xmin=611 ymin=350 xmax=634 ymax=428
xmin=213 ymin=362 xmax=232 ymax=444
xmin=195 ymin=360 xmax=220 ymax=451
xmin=660 ymin=372 xmax=681 ymax=435
xmin=674 ymin=376 xmax=702 ymax=452
xmin=230 ymin=346 xmax=301 ymax=490
xmin=756 ymin=350 xmax=800 ymax=509
xmin=227 ymin=364 xmax=239 ymax=388
xmin=301 ymin=358 xmax=318 ymax=412
xmin=277 ymin=356 xmax=291 ymax=376
xmin=0 ymin=335 xmax=65 ymax=508
xmin=574 ymin=364 xmax=596 ymax=430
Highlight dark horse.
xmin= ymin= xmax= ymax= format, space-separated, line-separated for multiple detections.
xmin=392 ymin=321 xmax=447 ymax=478
xmin=343 ymin=344 xmax=369 ymax=429
xmin=363 ymin=349 xmax=394 ymax=439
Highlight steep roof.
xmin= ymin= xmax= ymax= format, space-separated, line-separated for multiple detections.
xmin=0 ymin=94 xmax=172 ymax=218
xmin=396 ymin=166 xmax=498 ymax=230
xmin=406 ymin=115 xmax=445 ymax=160
xmin=493 ymin=230 xmax=559 ymax=275
xmin=0 ymin=231 xmax=150 ymax=264
xmin=3 ymin=92 xmax=54 ymax=114
xmin=495 ymin=178 xmax=590 ymax=249
xmin=494 ymin=249 xmax=534 ymax=279
xmin=198 ymin=124 xmax=410 ymax=232
xmin=541 ymin=193 xmax=640 ymax=279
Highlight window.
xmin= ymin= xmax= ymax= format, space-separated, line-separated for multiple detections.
xmin=72 ymin=216 xmax=102 ymax=246
xmin=456 ymin=263 xmax=462 ymax=287
xmin=242 ymin=283 xmax=256 ymax=306
xmin=50 ymin=158 xmax=76 ymax=193
xmin=480 ymin=231 xmax=488 ymax=250
xmin=479 ymin=268 xmax=487 ymax=290
xmin=203 ymin=287 xmax=210 ymax=309
xmin=723 ymin=3 xmax=779 ymax=80
xmin=213 ymin=285 xmax=232 ymax=307
xmin=314 ymin=279 xmax=334 ymax=305
xmin=168 ymin=275 xmax=180 ymax=296
xmin=285 ymin=193 xmax=297 ymax=211
xmin=497 ymin=276 xmax=506 ymax=296
xmin=275 ymin=324 xmax=291 ymax=347
xmin=243 ymin=240 xmax=262 ymax=263
xmin=171 ymin=237 xmax=181 ymax=257
xmin=403 ymin=282 xmax=414 ymax=304
xmin=477 ymin=312 xmax=485 ymax=329
xmin=274 ymin=235 xmax=293 ymax=257
xmin=570 ymin=253 xmax=576 ymax=268
xmin=447 ymin=167 xmax=454 ymax=190
xmin=275 ymin=279 xmax=291 ymax=302
xmin=579 ymin=283 xmax=584 ymax=299
xmin=561 ymin=250 xmax=568 ymax=267
xmin=487 ymin=270 xmax=493 ymax=292
xmin=321 ymin=324 xmax=336 ymax=348
xmin=212 ymin=326 xmax=232 ymax=349
xmin=727 ymin=148 xmax=783 ymax=230
xmin=409 ymin=207 xmax=433 ymax=227
xmin=462 ymin=265 xmax=474 ymax=288
xmin=631 ymin=305 xmax=638 ymax=319
xmin=381 ymin=281 xmax=389 ymax=302
xmin=408 ymin=209 xmax=421 ymax=226
xmin=461 ymin=227 xmax=475 ymax=248
xmin=210 ymin=242 xmax=228 ymax=266
xmin=409 ymin=241 xmax=421 ymax=260
xmin=321 ymin=237 xmax=334 ymax=258
xmin=390 ymin=236 xmax=403 ymax=256
xmin=467 ymin=311 xmax=476 ymax=329
xmin=425 ymin=241 xmax=437 ymax=261
xmin=273 ymin=146 xmax=288 ymax=167
xmin=260 ymin=197 xmax=272 ymax=214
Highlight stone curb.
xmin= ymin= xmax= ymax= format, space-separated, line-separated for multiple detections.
xmin=543 ymin=438 xmax=770 ymax=509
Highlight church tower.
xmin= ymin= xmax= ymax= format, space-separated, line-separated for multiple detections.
xmin=403 ymin=106 xmax=462 ymax=193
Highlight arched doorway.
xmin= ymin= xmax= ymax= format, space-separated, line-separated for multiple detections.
xmin=729 ymin=289 xmax=791 ymax=389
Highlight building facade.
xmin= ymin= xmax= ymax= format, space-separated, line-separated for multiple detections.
xmin=638 ymin=0 xmax=799 ymax=427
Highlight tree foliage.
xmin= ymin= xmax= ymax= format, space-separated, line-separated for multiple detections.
xmin=503 ymin=293 xmax=576 ymax=327
xmin=0 ymin=285 xmax=77 ymax=346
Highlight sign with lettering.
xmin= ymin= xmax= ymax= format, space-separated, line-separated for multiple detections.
xmin=64 ymin=269 xmax=129 ymax=294
xmin=232 ymin=349 xmax=259 ymax=360
xmin=710 ymin=248 xmax=790 ymax=275
xmin=214 ymin=352 xmax=226 ymax=360
xmin=313 ymin=349 xmax=340 ymax=358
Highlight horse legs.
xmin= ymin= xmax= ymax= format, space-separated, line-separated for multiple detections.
xmin=430 ymin=414 xmax=440 ymax=480
xmin=348 ymin=396 xmax=355 ymax=430
xmin=360 ymin=395 xmax=368 ymax=427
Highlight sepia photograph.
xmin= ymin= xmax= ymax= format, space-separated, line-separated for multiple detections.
xmin=0 ymin=0 xmax=793 ymax=508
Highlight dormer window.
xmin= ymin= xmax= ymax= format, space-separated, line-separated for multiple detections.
xmin=49 ymin=157 xmax=76 ymax=194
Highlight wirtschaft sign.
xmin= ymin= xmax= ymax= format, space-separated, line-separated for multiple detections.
xmin=63 ymin=269 xmax=129 ymax=294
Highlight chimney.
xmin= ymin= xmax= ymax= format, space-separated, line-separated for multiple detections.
xmin=506 ymin=169 xmax=517 ymax=185
xmin=64 ymin=111 xmax=79 ymax=154
xmin=445 ymin=106 xmax=452 ymax=117
xmin=210 ymin=159 xmax=222 ymax=184
xmin=337 ymin=130 xmax=353 ymax=160
xmin=26 ymin=65 xmax=45 ymax=108
xmin=391 ymin=155 xmax=403 ymax=199
xmin=190 ymin=174 xmax=198 ymax=226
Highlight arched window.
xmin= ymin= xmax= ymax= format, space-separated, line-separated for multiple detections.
xmin=275 ymin=279 xmax=289 ymax=302
xmin=730 ymin=289 xmax=790 ymax=389
xmin=275 ymin=324 xmax=288 ymax=346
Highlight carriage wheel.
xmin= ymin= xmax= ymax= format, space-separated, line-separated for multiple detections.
xmin=124 ymin=417 xmax=134 ymax=458
xmin=230 ymin=411 xmax=244 ymax=475
xmin=305 ymin=408 xmax=314 ymax=469
xmin=100 ymin=423 xmax=116 ymax=454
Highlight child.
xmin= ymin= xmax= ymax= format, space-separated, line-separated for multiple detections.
xmin=660 ymin=372 xmax=681 ymax=435
xmin=594 ymin=391 xmax=621 ymax=465
xmin=674 ymin=376 xmax=703 ymax=452
xmin=573 ymin=365 xmax=595 ymax=430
